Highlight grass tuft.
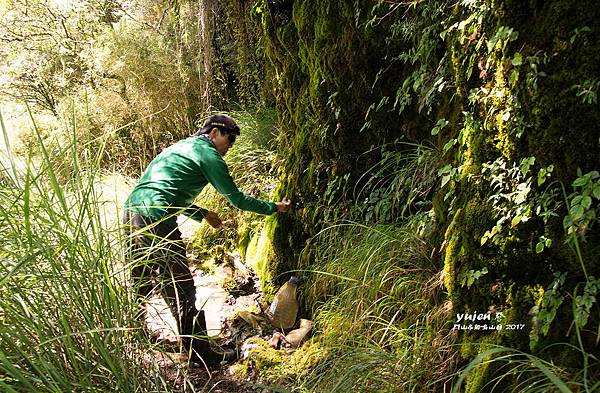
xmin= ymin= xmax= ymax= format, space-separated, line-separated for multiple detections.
xmin=0 ymin=107 xmax=182 ymax=392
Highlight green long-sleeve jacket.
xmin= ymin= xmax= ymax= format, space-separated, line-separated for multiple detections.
xmin=124 ymin=136 xmax=276 ymax=227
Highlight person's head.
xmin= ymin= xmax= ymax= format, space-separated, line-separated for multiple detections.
xmin=195 ymin=114 xmax=240 ymax=156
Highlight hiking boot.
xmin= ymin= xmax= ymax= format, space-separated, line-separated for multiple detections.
xmin=183 ymin=310 xmax=238 ymax=368
xmin=188 ymin=347 xmax=238 ymax=368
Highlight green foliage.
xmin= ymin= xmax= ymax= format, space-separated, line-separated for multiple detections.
xmin=432 ymin=2 xmax=600 ymax=390
xmin=573 ymin=79 xmax=599 ymax=105
xmin=460 ymin=267 xmax=489 ymax=288
xmin=0 ymin=109 xmax=182 ymax=391
xmin=379 ymin=1 xmax=451 ymax=117
xmin=454 ymin=345 xmax=593 ymax=393
xmin=297 ymin=216 xmax=455 ymax=392
xmin=438 ymin=163 xmax=460 ymax=189
xmin=574 ymin=277 xmax=600 ymax=329
xmin=2 ymin=0 xmax=600 ymax=390
xmin=529 ymin=272 xmax=566 ymax=350
xmin=486 ymin=26 xmax=518 ymax=53
xmin=479 ymin=157 xmax=560 ymax=248
xmin=216 ymin=1 xmax=272 ymax=107
xmin=74 ymin=19 xmax=207 ymax=173
xmin=535 ymin=236 xmax=552 ymax=254
xmin=244 ymin=0 xmax=600 ymax=390
xmin=0 ymin=0 xmax=112 ymax=114
xmin=431 ymin=118 xmax=449 ymax=136
xmin=226 ymin=109 xmax=279 ymax=187
xmin=356 ymin=142 xmax=441 ymax=223
xmin=1 ymin=1 xmax=218 ymax=174
xmin=563 ymin=170 xmax=600 ymax=241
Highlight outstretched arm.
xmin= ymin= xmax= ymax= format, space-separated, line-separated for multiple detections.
xmin=202 ymin=154 xmax=277 ymax=215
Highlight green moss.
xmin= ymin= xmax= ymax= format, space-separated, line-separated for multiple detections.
xmin=443 ymin=222 xmax=461 ymax=300
xmin=486 ymin=61 xmax=518 ymax=160
xmin=233 ymin=337 xmax=328 ymax=385
xmin=245 ymin=215 xmax=280 ymax=300
xmin=196 ymin=245 xmax=231 ymax=273
xmin=500 ymin=285 xmax=534 ymax=348
xmin=459 ymin=118 xmax=488 ymax=177
xmin=443 ymin=195 xmax=497 ymax=300
xmin=462 ymin=339 xmax=497 ymax=393
xmin=237 ymin=223 xmax=253 ymax=259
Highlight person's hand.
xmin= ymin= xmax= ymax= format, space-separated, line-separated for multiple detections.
xmin=204 ymin=211 xmax=223 ymax=228
xmin=275 ymin=198 xmax=292 ymax=213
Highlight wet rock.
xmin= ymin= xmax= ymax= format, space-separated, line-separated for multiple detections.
xmin=241 ymin=343 xmax=258 ymax=359
xmin=216 ymin=265 xmax=234 ymax=280
xmin=284 ymin=319 xmax=313 ymax=347
xmin=268 ymin=332 xmax=284 ymax=349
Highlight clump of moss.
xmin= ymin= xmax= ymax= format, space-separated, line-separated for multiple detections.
xmin=244 ymin=215 xmax=280 ymax=300
xmin=233 ymin=336 xmax=328 ymax=386
xmin=196 ymin=245 xmax=231 ymax=274
xmin=237 ymin=222 xmax=253 ymax=259
xmin=218 ymin=277 xmax=238 ymax=293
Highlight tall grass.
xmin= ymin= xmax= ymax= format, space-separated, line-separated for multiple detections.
xmin=298 ymin=217 xmax=457 ymax=392
xmin=275 ymin=141 xmax=454 ymax=392
xmin=224 ymin=109 xmax=279 ymax=190
xmin=0 ymin=108 xmax=179 ymax=391
xmin=453 ymin=344 xmax=600 ymax=393
xmin=355 ymin=141 xmax=441 ymax=222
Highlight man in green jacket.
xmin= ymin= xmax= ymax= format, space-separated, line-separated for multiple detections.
xmin=123 ymin=114 xmax=291 ymax=367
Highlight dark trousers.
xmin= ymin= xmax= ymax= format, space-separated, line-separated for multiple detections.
xmin=122 ymin=210 xmax=211 ymax=355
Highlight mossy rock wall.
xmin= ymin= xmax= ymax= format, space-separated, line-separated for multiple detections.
xmin=440 ymin=4 xmax=600 ymax=386
xmin=251 ymin=0 xmax=447 ymax=275
xmin=218 ymin=0 xmax=600 ymax=389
